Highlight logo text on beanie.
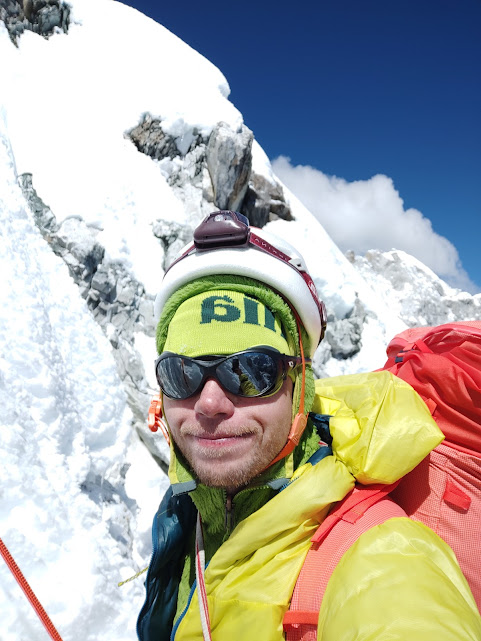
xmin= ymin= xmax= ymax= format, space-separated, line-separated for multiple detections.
xmin=201 ymin=295 xmax=278 ymax=333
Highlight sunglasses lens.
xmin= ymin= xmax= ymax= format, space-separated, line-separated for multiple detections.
xmin=218 ymin=352 xmax=280 ymax=397
xmin=156 ymin=355 xmax=204 ymax=399
xmin=156 ymin=350 xmax=292 ymax=400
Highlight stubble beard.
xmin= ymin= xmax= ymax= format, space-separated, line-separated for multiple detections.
xmin=187 ymin=445 xmax=270 ymax=490
xmin=176 ymin=427 xmax=286 ymax=491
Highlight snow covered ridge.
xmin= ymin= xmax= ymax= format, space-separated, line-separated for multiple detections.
xmin=348 ymin=249 xmax=481 ymax=328
xmin=1 ymin=2 xmax=481 ymax=640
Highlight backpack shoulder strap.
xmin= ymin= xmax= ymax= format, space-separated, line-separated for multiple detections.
xmin=283 ymin=482 xmax=406 ymax=641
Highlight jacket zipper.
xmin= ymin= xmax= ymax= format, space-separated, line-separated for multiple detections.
xmin=224 ymin=492 xmax=235 ymax=532
xmin=170 ymin=579 xmax=198 ymax=641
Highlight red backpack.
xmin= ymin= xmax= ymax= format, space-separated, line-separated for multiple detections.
xmin=284 ymin=322 xmax=481 ymax=640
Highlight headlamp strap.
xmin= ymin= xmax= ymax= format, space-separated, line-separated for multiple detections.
xmin=249 ymin=231 xmax=327 ymax=334
xmin=269 ymin=313 xmax=308 ymax=467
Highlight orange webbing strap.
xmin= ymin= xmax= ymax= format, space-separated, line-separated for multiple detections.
xmin=269 ymin=314 xmax=308 ymax=467
xmin=284 ymin=483 xmax=406 ymax=641
xmin=0 ymin=536 xmax=64 ymax=641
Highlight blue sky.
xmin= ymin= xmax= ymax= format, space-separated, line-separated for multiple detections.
xmin=122 ymin=0 xmax=481 ymax=291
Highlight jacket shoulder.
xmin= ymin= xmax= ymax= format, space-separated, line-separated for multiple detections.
xmin=318 ymin=517 xmax=481 ymax=640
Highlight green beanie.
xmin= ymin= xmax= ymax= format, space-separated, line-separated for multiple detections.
xmin=163 ymin=289 xmax=291 ymax=357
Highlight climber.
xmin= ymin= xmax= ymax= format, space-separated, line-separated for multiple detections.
xmin=137 ymin=210 xmax=481 ymax=640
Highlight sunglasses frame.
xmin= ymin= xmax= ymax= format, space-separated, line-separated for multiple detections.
xmin=155 ymin=347 xmax=308 ymax=400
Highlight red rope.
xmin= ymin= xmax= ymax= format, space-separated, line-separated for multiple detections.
xmin=0 ymin=536 xmax=64 ymax=641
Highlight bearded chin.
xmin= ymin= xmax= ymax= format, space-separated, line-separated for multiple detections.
xmin=186 ymin=446 xmax=271 ymax=491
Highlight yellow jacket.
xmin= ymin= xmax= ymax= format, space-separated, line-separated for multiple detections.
xmin=140 ymin=372 xmax=481 ymax=640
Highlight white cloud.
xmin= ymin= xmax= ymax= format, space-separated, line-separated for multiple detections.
xmin=272 ymin=156 xmax=477 ymax=293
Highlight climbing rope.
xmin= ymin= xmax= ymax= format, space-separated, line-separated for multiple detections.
xmin=118 ymin=565 xmax=148 ymax=587
xmin=0 ymin=536 xmax=64 ymax=641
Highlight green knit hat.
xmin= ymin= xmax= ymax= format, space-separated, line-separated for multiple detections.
xmin=156 ymin=275 xmax=315 ymax=419
xmin=163 ymin=289 xmax=291 ymax=357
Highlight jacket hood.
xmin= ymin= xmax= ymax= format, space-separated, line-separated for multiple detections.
xmin=312 ymin=370 xmax=444 ymax=484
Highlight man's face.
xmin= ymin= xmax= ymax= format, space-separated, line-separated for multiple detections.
xmin=163 ymin=377 xmax=293 ymax=492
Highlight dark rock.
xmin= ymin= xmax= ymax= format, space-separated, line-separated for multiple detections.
xmin=127 ymin=114 xmax=205 ymax=160
xmin=126 ymin=113 xmax=292 ymax=233
xmin=128 ymin=115 xmax=180 ymax=160
xmin=324 ymin=298 xmax=365 ymax=359
xmin=206 ymin=121 xmax=253 ymax=211
xmin=18 ymin=173 xmax=59 ymax=234
xmin=0 ymin=0 xmax=70 ymax=45
xmin=152 ymin=219 xmax=193 ymax=270
xmin=241 ymin=185 xmax=270 ymax=227
xmin=241 ymin=172 xmax=292 ymax=227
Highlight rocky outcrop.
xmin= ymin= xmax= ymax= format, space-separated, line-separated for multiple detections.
xmin=151 ymin=219 xmax=194 ymax=270
xmin=129 ymin=114 xmax=206 ymax=161
xmin=242 ymin=172 xmax=293 ymax=228
xmin=18 ymin=173 xmax=168 ymax=471
xmin=205 ymin=121 xmax=253 ymax=212
xmin=325 ymin=298 xmax=365 ymax=360
xmin=0 ymin=0 xmax=70 ymax=45
xmin=312 ymin=297 xmax=366 ymax=376
xmin=126 ymin=116 xmax=292 ymax=227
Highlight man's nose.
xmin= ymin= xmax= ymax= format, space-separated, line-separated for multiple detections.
xmin=194 ymin=378 xmax=235 ymax=419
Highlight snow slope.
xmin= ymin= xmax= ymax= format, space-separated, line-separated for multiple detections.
xmin=0 ymin=107 xmax=162 ymax=639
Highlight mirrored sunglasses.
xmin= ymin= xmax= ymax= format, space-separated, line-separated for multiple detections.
xmin=155 ymin=347 xmax=307 ymax=400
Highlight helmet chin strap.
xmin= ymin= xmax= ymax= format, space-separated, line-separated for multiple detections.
xmin=267 ymin=314 xmax=308 ymax=469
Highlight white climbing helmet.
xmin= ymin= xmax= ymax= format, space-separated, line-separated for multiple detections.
xmin=154 ymin=211 xmax=327 ymax=350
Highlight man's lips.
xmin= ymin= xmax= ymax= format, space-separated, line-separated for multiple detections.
xmin=186 ymin=431 xmax=256 ymax=446
xmin=193 ymin=432 xmax=253 ymax=440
